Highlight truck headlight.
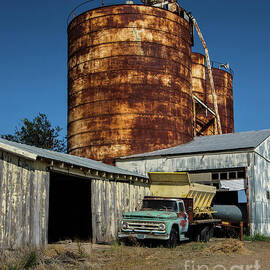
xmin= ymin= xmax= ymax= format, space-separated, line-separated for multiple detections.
xmin=158 ymin=223 xmax=166 ymax=231
xmin=122 ymin=222 xmax=128 ymax=230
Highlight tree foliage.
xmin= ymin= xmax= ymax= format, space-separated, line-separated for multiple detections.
xmin=1 ymin=113 xmax=66 ymax=152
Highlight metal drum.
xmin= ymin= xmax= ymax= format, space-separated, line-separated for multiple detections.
xmin=213 ymin=205 xmax=247 ymax=222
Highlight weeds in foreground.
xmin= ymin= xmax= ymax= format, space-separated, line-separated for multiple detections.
xmin=109 ymin=240 xmax=122 ymax=252
xmin=0 ymin=238 xmax=253 ymax=270
xmin=76 ymin=241 xmax=88 ymax=259
xmin=21 ymin=250 xmax=39 ymax=269
xmin=189 ymin=242 xmax=206 ymax=252
xmin=0 ymin=249 xmax=39 ymax=270
xmin=243 ymin=233 xmax=270 ymax=242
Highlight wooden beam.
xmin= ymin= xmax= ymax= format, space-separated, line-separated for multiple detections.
xmin=193 ymin=98 xmax=196 ymax=137
xmin=189 ymin=15 xmax=222 ymax=134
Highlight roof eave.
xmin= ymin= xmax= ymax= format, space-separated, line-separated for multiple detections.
xmin=0 ymin=142 xmax=37 ymax=161
xmin=38 ymin=156 xmax=149 ymax=182
xmin=117 ymin=147 xmax=255 ymax=161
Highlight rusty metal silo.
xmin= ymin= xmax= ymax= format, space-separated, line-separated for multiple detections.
xmin=191 ymin=52 xmax=234 ymax=135
xmin=191 ymin=52 xmax=206 ymax=102
xmin=206 ymin=68 xmax=234 ymax=134
xmin=191 ymin=52 xmax=216 ymax=136
xmin=67 ymin=5 xmax=194 ymax=164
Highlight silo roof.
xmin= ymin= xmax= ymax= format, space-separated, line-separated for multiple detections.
xmin=119 ymin=129 xmax=270 ymax=159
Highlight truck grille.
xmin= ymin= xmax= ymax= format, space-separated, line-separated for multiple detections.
xmin=125 ymin=221 xmax=162 ymax=231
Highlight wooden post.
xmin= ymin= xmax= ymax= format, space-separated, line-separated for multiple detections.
xmin=245 ymin=167 xmax=251 ymax=236
xmin=240 ymin=221 xmax=244 ymax=241
xmin=189 ymin=15 xmax=222 ymax=135
xmin=193 ymin=98 xmax=196 ymax=137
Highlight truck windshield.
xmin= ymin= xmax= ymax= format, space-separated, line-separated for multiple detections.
xmin=141 ymin=200 xmax=178 ymax=212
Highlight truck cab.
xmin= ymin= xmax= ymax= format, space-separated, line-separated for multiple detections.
xmin=118 ymin=196 xmax=189 ymax=247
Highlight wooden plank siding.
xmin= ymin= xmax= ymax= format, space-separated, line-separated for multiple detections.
xmin=0 ymin=151 xmax=49 ymax=249
xmin=91 ymin=179 xmax=151 ymax=243
xmin=0 ymin=149 xmax=150 ymax=248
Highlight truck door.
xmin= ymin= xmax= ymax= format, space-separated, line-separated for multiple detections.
xmin=178 ymin=201 xmax=189 ymax=233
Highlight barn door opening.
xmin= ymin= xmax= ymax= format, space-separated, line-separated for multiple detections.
xmin=48 ymin=172 xmax=92 ymax=243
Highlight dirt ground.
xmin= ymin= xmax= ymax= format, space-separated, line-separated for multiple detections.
xmin=1 ymin=238 xmax=270 ymax=269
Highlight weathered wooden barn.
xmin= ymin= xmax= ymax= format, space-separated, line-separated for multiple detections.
xmin=0 ymin=138 xmax=150 ymax=249
xmin=116 ymin=129 xmax=270 ymax=236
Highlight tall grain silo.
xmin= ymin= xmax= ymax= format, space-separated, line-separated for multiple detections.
xmin=206 ymin=67 xmax=234 ymax=134
xmin=191 ymin=52 xmax=234 ymax=135
xmin=67 ymin=4 xmax=194 ymax=164
xmin=191 ymin=52 xmax=213 ymax=136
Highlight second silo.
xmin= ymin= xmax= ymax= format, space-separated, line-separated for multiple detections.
xmin=191 ymin=52 xmax=234 ymax=135
xmin=67 ymin=4 xmax=194 ymax=164
xmin=206 ymin=67 xmax=234 ymax=134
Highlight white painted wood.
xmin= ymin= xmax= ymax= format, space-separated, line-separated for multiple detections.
xmin=0 ymin=142 xmax=37 ymax=161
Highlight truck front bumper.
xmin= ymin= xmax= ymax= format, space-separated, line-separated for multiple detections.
xmin=118 ymin=232 xmax=169 ymax=241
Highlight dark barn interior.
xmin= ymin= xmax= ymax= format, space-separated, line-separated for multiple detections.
xmin=48 ymin=172 xmax=92 ymax=243
xmin=189 ymin=169 xmax=248 ymax=224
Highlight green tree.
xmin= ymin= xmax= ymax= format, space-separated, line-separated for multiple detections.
xmin=1 ymin=113 xmax=66 ymax=152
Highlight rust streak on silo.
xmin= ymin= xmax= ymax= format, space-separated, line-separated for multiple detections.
xmin=67 ymin=5 xmax=193 ymax=164
xmin=191 ymin=52 xmax=214 ymax=136
xmin=206 ymin=68 xmax=234 ymax=134
xmin=191 ymin=52 xmax=206 ymax=103
xmin=191 ymin=52 xmax=234 ymax=135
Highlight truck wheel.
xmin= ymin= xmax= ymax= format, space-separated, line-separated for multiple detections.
xmin=205 ymin=229 xmax=210 ymax=242
xmin=166 ymin=227 xmax=178 ymax=248
xmin=201 ymin=226 xmax=210 ymax=242
xmin=195 ymin=231 xmax=201 ymax=242
xmin=209 ymin=226 xmax=214 ymax=238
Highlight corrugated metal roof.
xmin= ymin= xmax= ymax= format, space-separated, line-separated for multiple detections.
xmin=119 ymin=129 xmax=270 ymax=159
xmin=0 ymin=138 xmax=146 ymax=178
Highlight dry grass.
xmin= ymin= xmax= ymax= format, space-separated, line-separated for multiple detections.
xmin=203 ymin=238 xmax=251 ymax=256
xmin=0 ymin=239 xmax=252 ymax=270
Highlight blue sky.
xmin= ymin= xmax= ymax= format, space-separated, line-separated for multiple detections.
xmin=0 ymin=0 xmax=269 ymax=138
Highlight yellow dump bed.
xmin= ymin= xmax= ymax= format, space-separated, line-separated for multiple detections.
xmin=148 ymin=172 xmax=216 ymax=217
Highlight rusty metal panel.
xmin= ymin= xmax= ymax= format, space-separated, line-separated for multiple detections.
xmin=206 ymin=68 xmax=234 ymax=134
xmin=191 ymin=53 xmax=216 ymax=136
xmin=191 ymin=52 xmax=234 ymax=135
xmin=191 ymin=52 xmax=206 ymax=102
xmin=67 ymin=5 xmax=193 ymax=164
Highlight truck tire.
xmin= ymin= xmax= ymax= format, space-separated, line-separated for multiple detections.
xmin=166 ymin=227 xmax=178 ymax=248
xmin=201 ymin=226 xmax=210 ymax=242
xmin=195 ymin=231 xmax=201 ymax=242
xmin=209 ymin=226 xmax=214 ymax=238
xmin=188 ymin=227 xmax=200 ymax=242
